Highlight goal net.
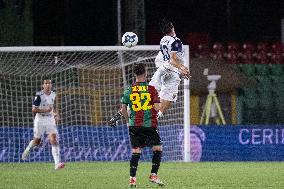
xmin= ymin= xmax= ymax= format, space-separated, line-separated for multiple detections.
xmin=0 ymin=46 xmax=190 ymax=162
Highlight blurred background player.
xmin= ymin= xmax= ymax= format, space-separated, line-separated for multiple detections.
xmin=22 ymin=78 xmax=65 ymax=170
xmin=149 ymin=18 xmax=190 ymax=119
xmin=109 ymin=63 xmax=164 ymax=187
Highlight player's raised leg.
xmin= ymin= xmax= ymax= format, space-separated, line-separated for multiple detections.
xmin=156 ymin=72 xmax=180 ymax=119
xmin=49 ymin=133 xmax=65 ymax=170
xmin=22 ymin=123 xmax=43 ymax=160
xmin=22 ymin=138 xmax=41 ymax=160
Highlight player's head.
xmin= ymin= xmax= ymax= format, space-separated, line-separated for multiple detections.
xmin=133 ymin=63 xmax=147 ymax=77
xmin=159 ymin=18 xmax=175 ymax=36
xmin=42 ymin=77 xmax=52 ymax=92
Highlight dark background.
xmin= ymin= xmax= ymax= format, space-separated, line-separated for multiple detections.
xmin=145 ymin=0 xmax=282 ymax=42
xmin=0 ymin=0 xmax=282 ymax=46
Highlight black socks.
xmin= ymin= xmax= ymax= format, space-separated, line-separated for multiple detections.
xmin=130 ymin=153 xmax=141 ymax=177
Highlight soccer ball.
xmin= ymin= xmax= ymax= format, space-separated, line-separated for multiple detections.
xmin=122 ymin=32 xmax=138 ymax=48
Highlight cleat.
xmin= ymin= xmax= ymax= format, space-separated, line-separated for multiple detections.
xmin=129 ymin=177 xmax=137 ymax=188
xmin=21 ymin=148 xmax=31 ymax=160
xmin=149 ymin=174 xmax=164 ymax=187
xmin=55 ymin=162 xmax=65 ymax=170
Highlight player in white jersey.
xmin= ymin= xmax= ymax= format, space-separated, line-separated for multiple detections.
xmin=22 ymin=79 xmax=65 ymax=170
xmin=149 ymin=18 xmax=190 ymax=118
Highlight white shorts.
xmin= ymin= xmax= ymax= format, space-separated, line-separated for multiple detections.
xmin=33 ymin=115 xmax=58 ymax=139
xmin=149 ymin=66 xmax=181 ymax=102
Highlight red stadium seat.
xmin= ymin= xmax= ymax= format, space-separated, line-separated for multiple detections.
xmin=255 ymin=42 xmax=269 ymax=64
xmin=257 ymin=42 xmax=269 ymax=52
xmin=241 ymin=42 xmax=255 ymax=64
xmin=184 ymin=33 xmax=210 ymax=57
xmin=212 ymin=42 xmax=225 ymax=59
xmin=256 ymin=51 xmax=269 ymax=64
xmin=271 ymin=52 xmax=283 ymax=64
xmin=242 ymin=52 xmax=255 ymax=64
xmin=243 ymin=42 xmax=255 ymax=52
xmin=228 ymin=42 xmax=239 ymax=51
xmin=271 ymin=42 xmax=284 ymax=53
xmin=227 ymin=42 xmax=240 ymax=64
xmin=196 ymin=43 xmax=210 ymax=58
xmin=227 ymin=51 xmax=239 ymax=64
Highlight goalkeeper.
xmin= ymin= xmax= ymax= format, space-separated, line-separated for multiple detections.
xmin=109 ymin=63 xmax=164 ymax=188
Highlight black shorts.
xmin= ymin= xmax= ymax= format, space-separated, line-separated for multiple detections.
xmin=129 ymin=127 xmax=162 ymax=148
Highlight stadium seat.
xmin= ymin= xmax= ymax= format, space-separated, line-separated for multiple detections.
xmin=238 ymin=64 xmax=255 ymax=76
xmin=258 ymin=93 xmax=273 ymax=109
xmin=257 ymin=42 xmax=269 ymax=52
xmin=256 ymin=76 xmax=272 ymax=91
xmin=275 ymin=110 xmax=284 ymax=124
xmin=226 ymin=42 xmax=240 ymax=64
xmin=242 ymin=109 xmax=258 ymax=124
xmin=184 ymin=32 xmax=210 ymax=58
xmin=270 ymin=75 xmax=284 ymax=84
xmin=243 ymin=98 xmax=258 ymax=109
xmin=255 ymin=51 xmax=269 ymax=64
xmin=226 ymin=51 xmax=239 ymax=64
xmin=241 ymin=87 xmax=258 ymax=99
xmin=269 ymin=64 xmax=283 ymax=75
xmin=255 ymin=42 xmax=269 ymax=64
xmin=242 ymin=52 xmax=254 ymax=64
xmin=228 ymin=42 xmax=239 ymax=51
xmin=274 ymin=97 xmax=284 ymax=108
xmin=241 ymin=42 xmax=255 ymax=64
xmin=196 ymin=43 xmax=210 ymax=58
xmin=243 ymin=42 xmax=255 ymax=52
xmin=271 ymin=42 xmax=284 ymax=53
xmin=212 ymin=42 xmax=225 ymax=60
xmin=271 ymin=52 xmax=283 ymax=64
xmin=255 ymin=64 xmax=269 ymax=75
xmin=271 ymin=87 xmax=284 ymax=98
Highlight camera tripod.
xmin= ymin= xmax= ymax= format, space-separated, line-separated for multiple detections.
xmin=199 ymin=75 xmax=226 ymax=125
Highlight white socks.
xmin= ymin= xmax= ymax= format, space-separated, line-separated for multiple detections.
xmin=52 ymin=144 xmax=61 ymax=165
xmin=27 ymin=140 xmax=36 ymax=151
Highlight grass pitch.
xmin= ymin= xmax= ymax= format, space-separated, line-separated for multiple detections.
xmin=0 ymin=162 xmax=283 ymax=189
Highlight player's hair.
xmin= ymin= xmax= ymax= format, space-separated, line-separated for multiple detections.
xmin=133 ymin=63 xmax=146 ymax=76
xmin=159 ymin=18 xmax=174 ymax=35
xmin=42 ymin=77 xmax=51 ymax=84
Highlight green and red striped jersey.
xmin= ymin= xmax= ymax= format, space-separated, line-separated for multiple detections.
xmin=121 ymin=82 xmax=160 ymax=128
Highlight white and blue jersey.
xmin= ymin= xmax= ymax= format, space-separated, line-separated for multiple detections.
xmin=33 ymin=90 xmax=56 ymax=118
xmin=149 ymin=35 xmax=184 ymax=102
xmin=32 ymin=90 xmax=57 ymax=138
xmin=155 ymin=35 xmax=185 ymax=73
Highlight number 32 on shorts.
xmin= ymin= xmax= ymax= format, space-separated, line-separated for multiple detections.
xmin=130 ymin=93 xmax=152 ymax=111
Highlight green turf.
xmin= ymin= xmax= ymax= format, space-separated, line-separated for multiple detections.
xmin=0 ymin=162 xmax=283 ymax=189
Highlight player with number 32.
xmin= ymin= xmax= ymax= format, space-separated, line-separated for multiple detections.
xmin=109 ymin=63 xmax=164 ymax=187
